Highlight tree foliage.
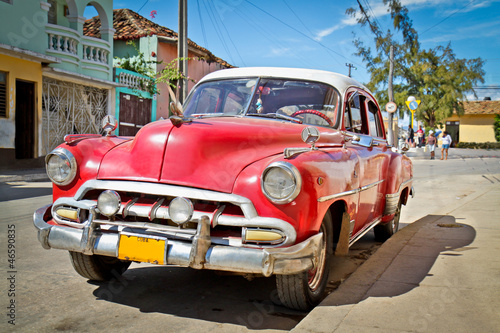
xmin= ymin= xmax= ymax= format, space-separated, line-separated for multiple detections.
xmin=346 ymin=0 xmax=485 ymax=128
xmin=494 ymin=114 xmax=500 ymax=142
xmin=114 ymin=40 xmax=193 ymax=96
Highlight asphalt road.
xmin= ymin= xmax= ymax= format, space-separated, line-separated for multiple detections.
xmin=0 ymin=156 xmax=498 ymax=332
xmin=0 ymin=181 xmax=379 ymax=332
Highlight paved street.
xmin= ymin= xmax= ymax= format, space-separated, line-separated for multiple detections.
xmin=0 ymin=183 xmax=378 ymax=332
xmin=0 ymin=153 xmax=499 ymax=332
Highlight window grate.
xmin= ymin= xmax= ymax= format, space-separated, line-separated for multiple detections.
xmin=0 ymin=71 xmax=6 ymax=118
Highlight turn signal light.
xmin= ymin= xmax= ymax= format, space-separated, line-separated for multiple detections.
xmin=242 ymin=228 xmax=284 ymax=245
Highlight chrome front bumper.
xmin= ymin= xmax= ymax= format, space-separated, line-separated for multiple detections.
xmin=33 ymin=204 xmax=323 ymax=277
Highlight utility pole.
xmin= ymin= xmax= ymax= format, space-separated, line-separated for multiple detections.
xmin=178 ymin=0 xmax=188 ymax=104
xmin=345 ymin=63 xmax=356 ymax=77
xmin=387 ymin=45 xmax=395 ymax=145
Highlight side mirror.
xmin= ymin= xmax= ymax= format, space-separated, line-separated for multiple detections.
xmin=352 ymin=134 xmax=374 ymax=148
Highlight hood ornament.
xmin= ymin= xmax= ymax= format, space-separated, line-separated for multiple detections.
xmin=284 ymin=126 xmax=320 ymax=159
xmin=170 ymin=115 xmax=192 ymax=127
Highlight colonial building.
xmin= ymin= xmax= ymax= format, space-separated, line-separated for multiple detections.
xmin=84 ymin=8 xmax=232 ymax=135
xmin=444 ymin=100 xmax=499 ymax=144
xmin=0 ymin=0 xmax=117 ymax=168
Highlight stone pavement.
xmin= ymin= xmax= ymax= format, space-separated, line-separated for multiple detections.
xmin=293 ymin=170 xmax=500 ymax=332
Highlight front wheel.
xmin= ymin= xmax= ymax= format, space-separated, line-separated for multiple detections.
xmin=276 ymin=212 xmax=332 ymax=311
xmin=374 ymin=199 xmax=402 ymax=241
xmin=69 ymin=252 xmax=131 ymax=281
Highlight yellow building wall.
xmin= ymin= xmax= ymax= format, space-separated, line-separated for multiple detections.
xmin=443 ymin=114 xmax=497 ymax=143
xmin=0 ymin=54 xmax=43 ymax=155
xmin=458 ymin=115 xmax=496 ymax=143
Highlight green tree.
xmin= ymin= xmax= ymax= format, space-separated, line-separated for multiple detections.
xmin=494 ymin=114 xmax=500 ymax=142
xmin=347 ymin=0 xmax=485 ymax=129
xmin=115 ymin=40 xmax=193 ymax=96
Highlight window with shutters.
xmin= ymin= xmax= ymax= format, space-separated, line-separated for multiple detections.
xmin=0 ymin=71 xmax=7 ymax=118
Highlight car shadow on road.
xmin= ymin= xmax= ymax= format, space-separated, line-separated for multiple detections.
xmin=0 ymin=182 xmax=52 ymax=201
xmin=319 ymin=214 xmax=476 ymax=307
xmin=90 ymin=265 xmax=306 ymax=330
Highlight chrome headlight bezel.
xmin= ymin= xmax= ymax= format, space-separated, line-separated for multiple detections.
xmin=45 ymin=148 xmax=77 ymax=186
xmin=261 ymin=161 xmax=302 ymax=204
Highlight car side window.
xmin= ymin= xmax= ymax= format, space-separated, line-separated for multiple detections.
xmin=344 ymin=93 xmax=368 ymax=135
xmin=367 ymin=100 xmax=383 ymax=138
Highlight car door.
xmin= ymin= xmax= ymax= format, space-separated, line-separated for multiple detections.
xmin=343 ymin=90 xmax=389 ymax=237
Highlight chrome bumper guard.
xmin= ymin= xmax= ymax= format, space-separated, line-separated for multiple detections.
xmin=34 ymin=205 xmax=322 ymax=277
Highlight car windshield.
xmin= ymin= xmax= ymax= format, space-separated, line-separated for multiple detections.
xmin=183 ymin=78 xmax=341 ymax=128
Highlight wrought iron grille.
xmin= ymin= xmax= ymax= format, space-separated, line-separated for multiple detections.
xmin=42 ymin=78 xmax=108 ymax=154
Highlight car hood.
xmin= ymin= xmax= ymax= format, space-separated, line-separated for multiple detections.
xmin=98 ymin=117 xmax=308 ymax=193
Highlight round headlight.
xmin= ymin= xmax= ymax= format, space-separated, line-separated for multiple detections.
xmin=97 ymin=190 xmax=121 ymax=217
xmin=261 ymin=162 xmax=302 ymax=204
xmin=45 ymin=148 xmax=77 ymax=186
xmin=169 ymin=197 xmax=194 ymax=225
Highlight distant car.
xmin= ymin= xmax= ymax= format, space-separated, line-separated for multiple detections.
xmin=34 ymin=67 xmax=413 ymax=310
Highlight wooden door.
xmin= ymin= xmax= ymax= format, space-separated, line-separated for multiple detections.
xmin=15 ymin=80 xmax=35 ymax=159
xmin=119 ymin=93 xmax=152 ymax=136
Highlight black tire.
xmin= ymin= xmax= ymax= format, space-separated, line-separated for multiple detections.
xmin=69 ymin=252 xmax=131 ymax=281
xmin=276 ymin=212 xmax=333 ymax=311
xmin=375 ymin=199 xmax=402 ymax=242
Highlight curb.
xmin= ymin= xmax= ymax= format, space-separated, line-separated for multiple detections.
xmin=291 ymin=214 xmax=439 ymax=333
xmin=0 ymin=173 xmax=49 ymax=183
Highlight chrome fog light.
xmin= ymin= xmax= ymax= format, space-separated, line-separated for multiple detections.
xmin=169 ymin=197 xmax=194 ymax=225
xmin=46 ymin=148 xmax=77 ymax=186
xmin=97 ymin=190 xmax=121 ymax=217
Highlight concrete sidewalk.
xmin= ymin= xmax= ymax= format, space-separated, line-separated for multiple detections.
xmin=293 ymin=177 xmax=500 ymax=332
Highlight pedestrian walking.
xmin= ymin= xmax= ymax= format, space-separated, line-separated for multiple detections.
xmin=440 ymin=131 xmax=452 ymax=160
xmin=426 ymin=130 xmax=436 ymax=160
xmin=407 ymin=126 xmax=415 ymax=147
xmin=417 ymin=125 xmax=425 ymax=148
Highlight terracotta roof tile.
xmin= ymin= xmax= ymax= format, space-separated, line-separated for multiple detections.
xmin=84 ymin=8 xmax=233 ymax=68
xmin=463 ymin=101 xmax=500 ymax=115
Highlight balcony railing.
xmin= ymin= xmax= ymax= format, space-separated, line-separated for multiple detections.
xmin=114 ymin=68 xmax=155 ymax=96
xmin=45 ymin=24 xmax=111 ymax=77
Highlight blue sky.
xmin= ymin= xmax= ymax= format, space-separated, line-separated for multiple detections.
xmin=88 ymin=0 xmax=500 ymax=100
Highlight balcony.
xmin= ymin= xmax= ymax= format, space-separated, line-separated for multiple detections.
xmin=45 ymin=24 xmax=111 ymax=81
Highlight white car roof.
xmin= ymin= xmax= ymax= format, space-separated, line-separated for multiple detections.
xmin=198 ymin=67 xmax=371 ymax=96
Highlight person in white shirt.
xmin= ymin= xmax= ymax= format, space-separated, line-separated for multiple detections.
xmin=440 ymin=131 xmax=452 ymax=160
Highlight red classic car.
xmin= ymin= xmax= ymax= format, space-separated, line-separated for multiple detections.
xmin=34 ymin=67 xmax=413 ymax=310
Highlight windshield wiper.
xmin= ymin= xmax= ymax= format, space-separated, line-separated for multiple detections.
xmin=247 ymin=113 xmax=302 ymax=124
xmin=190 ymin=113 xmax=238 ymax=119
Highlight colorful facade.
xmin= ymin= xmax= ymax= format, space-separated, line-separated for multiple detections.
xmin=0 ymin=0 xmax=117 ymax=167
xmin=84 ymin=8 xmax=232 ymax=124
xmin=444 ymin=100 xmax=499 ymax=143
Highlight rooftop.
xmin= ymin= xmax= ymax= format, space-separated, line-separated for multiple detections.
xmin=463 ymin=100 xmax=500 ymax=115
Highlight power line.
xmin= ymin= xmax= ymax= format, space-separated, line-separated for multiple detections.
xmin=420 ymin=0 xmax=476 ymax=35
xmin=243 ymin=0 xmax=364 ymax=69
xmin=137 ymin=0 xmax=150 ymax=14
xmin=203 ymin=0 xmax=236 ymax=65
xmin=282 ymin=0 xmax=314 ymax=37
xmin=231 ymin=4 xmax=317 ymax=68
xmin=206 ymin=0 xmax=247 ymax=66
xmin=196 ymin=0 xmax=208 ymax=48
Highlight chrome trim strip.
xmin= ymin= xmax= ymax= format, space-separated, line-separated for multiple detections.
xmin=349 ymin=217 xmax=382 ymax=246
xmin=318 ymin=179 xmax=385 ymax=203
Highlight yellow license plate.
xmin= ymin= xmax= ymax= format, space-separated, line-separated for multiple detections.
xmin=118 ymin=234 xmax=167 ymax=265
